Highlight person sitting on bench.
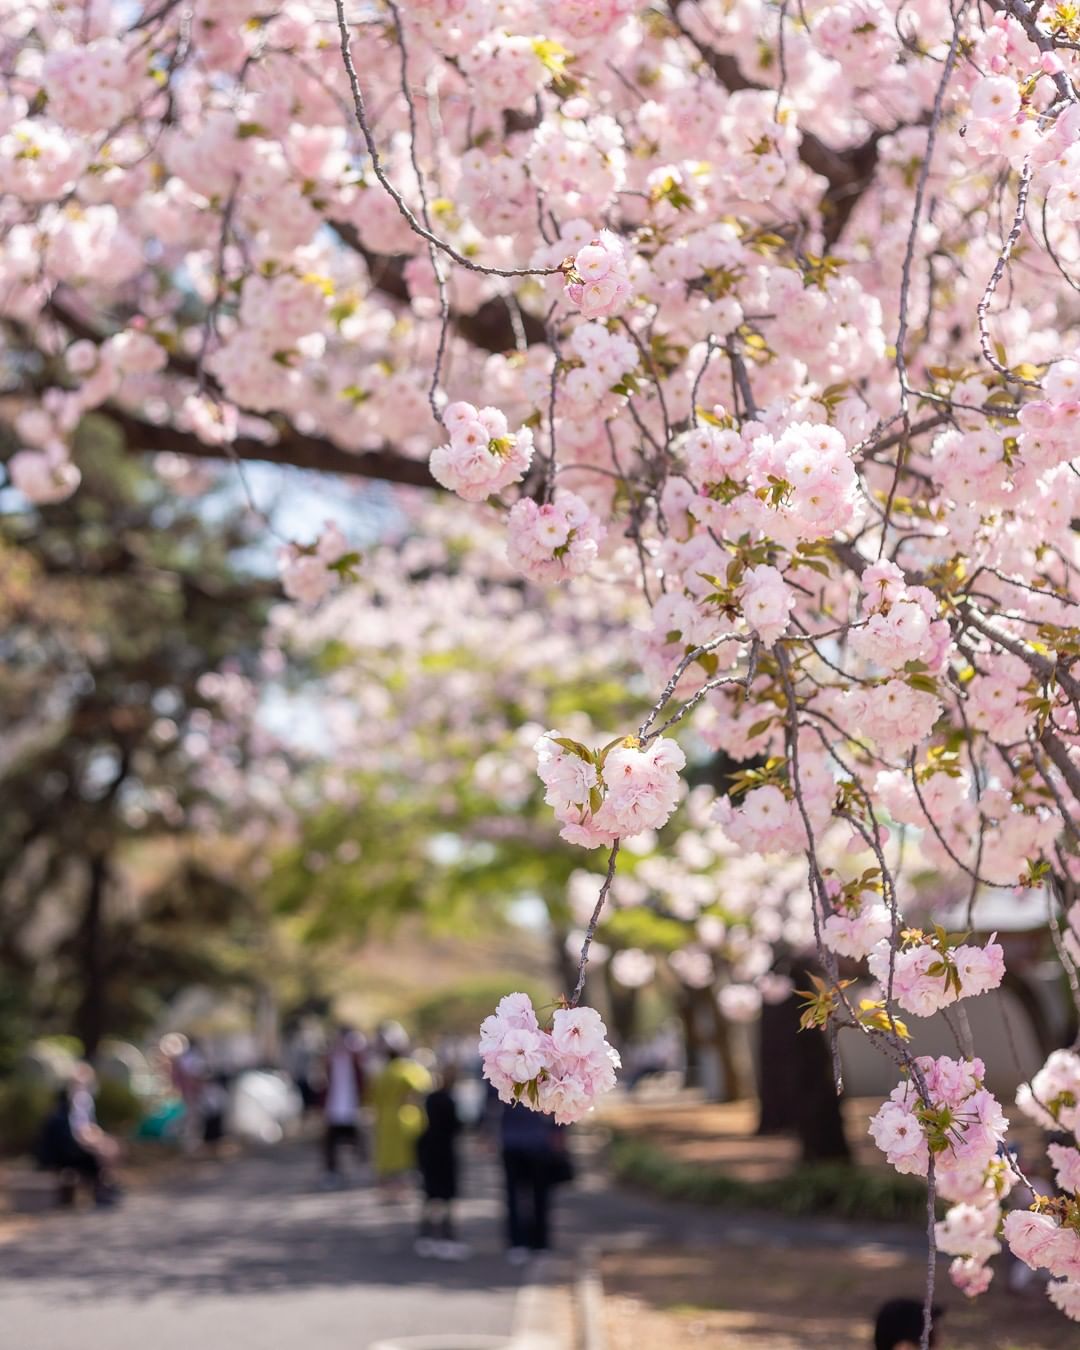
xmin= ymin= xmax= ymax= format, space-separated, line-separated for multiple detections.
xmin=36 ymin=1064 xmax=122 ymax=1208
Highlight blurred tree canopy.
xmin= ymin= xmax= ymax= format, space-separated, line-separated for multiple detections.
xmin=0 ymin=422 xmax=276 ymax=1055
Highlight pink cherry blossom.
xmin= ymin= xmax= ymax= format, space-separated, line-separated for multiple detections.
xmin=740 ymin=564 xmax=794 ymax=649
xmin=507 ymin=491 xmax=606 ymax=583
xmin=565 ymin=232 xmax=632 ymax=319
xmin=7 ymin=448 xmax=81 ymax=504
xmin=430 ymin=401 xmax=534 ymax=501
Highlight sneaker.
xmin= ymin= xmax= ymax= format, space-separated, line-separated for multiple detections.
xmin=432 ymin=1239 xmax=470 ymax=1261
xmin=414 ymin=1237 xmax=436 ymax=1258
xmin=506 ymin=1246 xmax=531 ymax=1267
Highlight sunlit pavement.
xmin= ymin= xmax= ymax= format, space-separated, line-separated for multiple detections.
xmin=0 ymin=1138 xmax=533 ymax=1350
xmin=0 ymin=1123 xmax=928 ymax=1350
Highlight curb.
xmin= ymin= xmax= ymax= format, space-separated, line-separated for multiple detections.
xmin=512 ymin=1252 xmax=570 ymax=1349
xmin=576 ymin=1245 xmax=607 ymax=1350
xmin=369 ymin=1340 xmax=509 ymax=1350
xmin=366 ymin=1252 xmax=580 ymax=1350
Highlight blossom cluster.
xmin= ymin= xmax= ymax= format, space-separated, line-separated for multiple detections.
xmin=41 ymin=38 xmax=137 ymax=133
xmin=1016 ymin=1050 xmax=1080 ymax=1138
xmin=822 ymin=879 xmax=893 ymax=959
xmin=1004 ymin=1209 xmax=1080 ymax=1292
xmin=507 ymin=491 xmax=606 ymax=584
xmin=936 ymin=1146 xmax=1019 ymax=1299
xmin=678 ymin=419 xmax=861 ymax=549
xmin=712 ymin=733 xmax=834 ymax=856
xmin=850 ymin=560 xmax=951 ymax=673
xmin=429 ymin=402 xmax=535 ymax=502
xmin=866 ymin=931 xmax=1005 ymax=1018
xmin=869 ymin=1056 xmax=1008 ymax=1203
xmin=479 ymin=992 xmax=620 ymax=1124
xmin=535 ymin=729 xmax=686 ymax=848
xmin=277 ymin=522 xmax=354 ymax=607
xmin=563 ymin=232 xmax=633 ymax=320
xmin=7 ymin=444 xmax=81 ymax=505
xmin=561 ymin=320 xmax=639 ymax=411
xmin=936 ymin=1195 xmax=1004 ymax=1298
xmin=5 ymin=328 xmax=171 ymax=506
xmin=739 ymin=564 xmax=795 ymax=649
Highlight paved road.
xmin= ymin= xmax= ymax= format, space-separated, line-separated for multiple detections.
xmin=0 ymin=1141 xmax=526 ymax=1350
xmin=0 ymin=1126 xmax=925 ymax=1350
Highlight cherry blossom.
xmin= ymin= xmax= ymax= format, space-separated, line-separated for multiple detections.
xmin=429 ymin=402 xmax=534 ymax=502
xmin=479 ymin=992 xmax=619 ymax=1124
xmin=507 ymin=491 xmax=606 ymax=583
xmin=11 ymin=0 xmax=1080 ymax=1326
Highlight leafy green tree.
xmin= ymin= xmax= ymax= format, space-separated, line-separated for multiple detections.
xmin=1 ymin=421 xmax=276 ymax=1055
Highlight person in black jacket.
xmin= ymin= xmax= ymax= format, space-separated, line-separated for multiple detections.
xmin=415 ymin=1065 xmax=468 ymax=1260
xmin=500 ymin=1098 xmax=571 ymax=1262
xmin=36 ymin=1067 xmax=121 ymax=1208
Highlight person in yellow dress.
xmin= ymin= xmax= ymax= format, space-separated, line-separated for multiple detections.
xmin=371 ymin=1023 xmax=431 ymax=1196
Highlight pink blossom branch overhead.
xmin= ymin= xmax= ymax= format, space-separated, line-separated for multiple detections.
xmin=8 ymin=0 xmax=1080 ymax=1336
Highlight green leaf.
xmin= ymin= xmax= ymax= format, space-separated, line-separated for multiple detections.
xmin=551 ymin=736 xmax=594 ymax=762
xmin=327 ymin=551 xmax=362 ymax=580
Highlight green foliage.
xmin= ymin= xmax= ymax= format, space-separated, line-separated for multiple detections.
xmin=406 ymin=974 xmax=551 ymax=1042
xmin=0 ymin=428 xmax=277 ymax=1052
xmin=37 ymin=1035 xmax=85 ymax=1060
xmin=94 ymin=1078 xmax=143 ymax=1134
xmin=609 ymin=1134 xmax=929 ymax=1224
xmin=601 ymin=907 xmax=693 ymax=953
xmin=0 ymin=1077 xmax=53 ymax=1156
xmin=0 ymin=978 xmax=33 ymax=1076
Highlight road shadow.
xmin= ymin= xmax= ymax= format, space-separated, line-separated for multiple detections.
xmin=0 ymin=1139 xmax=531 ymax=1305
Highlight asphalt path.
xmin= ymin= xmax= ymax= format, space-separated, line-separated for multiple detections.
xmin=0 ymin=1139 xmax=524 ymax=1350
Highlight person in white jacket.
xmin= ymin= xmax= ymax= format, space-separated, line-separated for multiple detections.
xmin=320 ymin=1025 xmax=367 ymax=1186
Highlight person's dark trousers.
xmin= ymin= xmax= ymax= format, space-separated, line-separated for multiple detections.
xmin=324 ymin=1122 xmax=359 ymax=1172
xmin=59 ymin=1143 xmax=109 ymax=1206
xmin=503 ymin=1149 xmax=553 ymax=1250
xmin=419 ymin=1200 xmax=455 ymax=1240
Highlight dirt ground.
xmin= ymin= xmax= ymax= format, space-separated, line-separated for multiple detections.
xmin=601 ymin=1094 xmax=1047 ymax=1184
xmin=603 ymin=1244 xmax=1075 ymax=1350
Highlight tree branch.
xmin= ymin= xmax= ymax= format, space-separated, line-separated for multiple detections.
xmin=667 ymin=4 xmax=886 ymax=246
xmin=331 ymin=223 xmax=548 ymax=350
xmin=106 ymin=405 xmax=439 ymax=489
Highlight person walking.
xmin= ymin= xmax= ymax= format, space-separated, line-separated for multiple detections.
xmin=500 ymin=1100 xmax=572 ymax=1263
xmin=415 ymin=1064 xmax=468 ymax=1260
xmin=320 ymin=1025 xmax=367 ymax=1186
xmin=167 ymin=1034 xmax=208 ymax=1154
xmin=370 ymin=1023 xmax=430 ymax=1198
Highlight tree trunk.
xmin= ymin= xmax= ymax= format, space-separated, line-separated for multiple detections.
xmin=756 ymin=965 xmax=851 ymax=1163
xmin=713 ymin=1000 xmax=749 ymax=1102
xmin=602 ymin=962 xmax=637 ymax=1048
xmin=757 ymin=985 xmax=800 ymax=1134
xmin=680 ymin=987 xmax=747 ymax=1101
xmin=74 ymin=852 xmax=109 ymax=1060
xmin=551 ymin=925 xmax=579 ymax=1001
xmin=792 ymin=1023 xmax=850 ymax=1162
xmin=678 ymin=990 xmax=703 ymax=1089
